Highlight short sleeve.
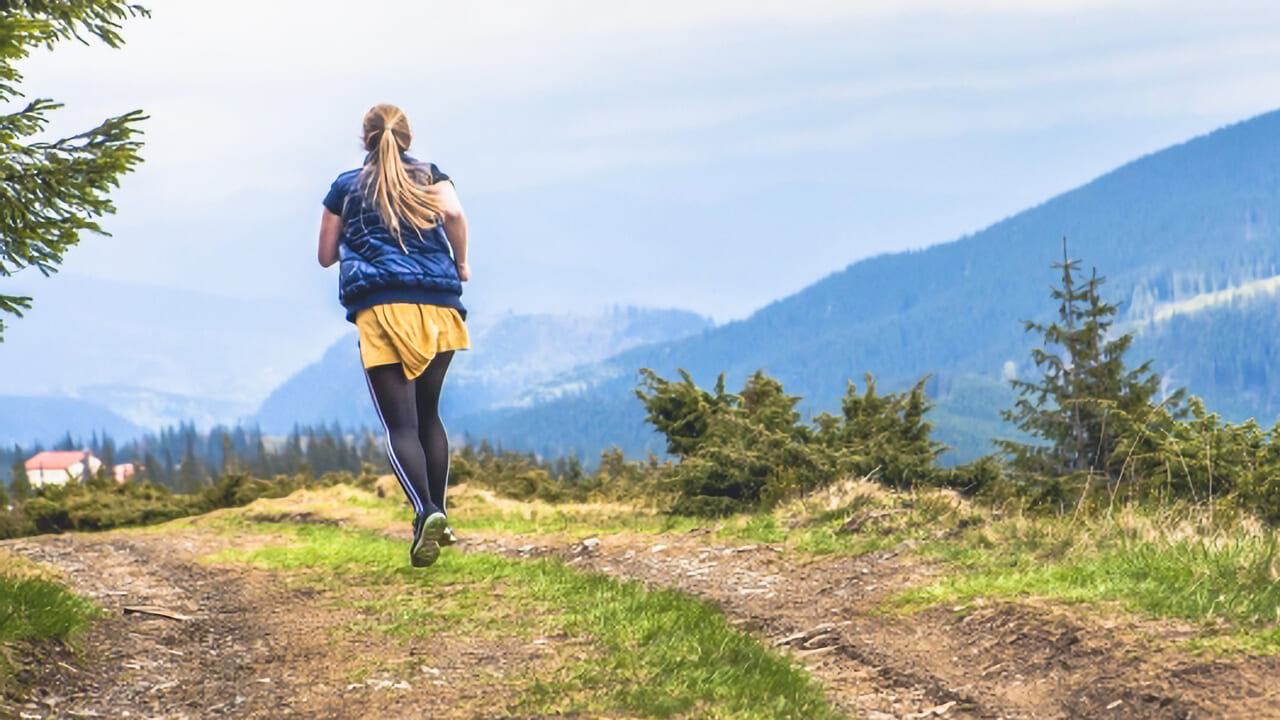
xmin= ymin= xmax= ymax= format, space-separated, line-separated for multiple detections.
xmin=429 ymin=163 xmax=451 ymax=186
xmin=322 ymin=175 xmax=350 ymax=215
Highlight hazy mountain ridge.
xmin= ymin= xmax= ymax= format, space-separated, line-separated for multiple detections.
xmin=454 ymin=109 xmax=1280 ymax=463
xmin=0 ymin=396 xmax=146 ymax=447
xmin=0 ymin=274 xmax=348 ymax=405
xmin=12 ymin=109 xmax=1280 ymax=458
xmin=252 ymin=306 xmax=714 ymax=433
xmin=74 ymin=384 xmax=255 ymax=431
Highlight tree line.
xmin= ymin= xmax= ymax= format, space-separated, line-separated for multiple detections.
xmin=633 ymin=242 xmax=1280 ymax=521
xmin=7 ymin=243 xmax=1280 ymax=531
xmin=1 ymin=423 xmax=387 ymax=502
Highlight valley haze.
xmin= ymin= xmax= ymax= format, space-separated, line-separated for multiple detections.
xmin=9 ymin=1 xmax=1280 ymax=457
xmin=9 ymin=107 xmax=1280 ymax=469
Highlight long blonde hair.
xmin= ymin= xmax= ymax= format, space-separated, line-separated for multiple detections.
xmin=359 ymin=104 xmax=445 ymax=246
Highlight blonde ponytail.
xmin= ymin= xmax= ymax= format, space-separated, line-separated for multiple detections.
xmin=358 ymin=104 xmax=447 ymax=250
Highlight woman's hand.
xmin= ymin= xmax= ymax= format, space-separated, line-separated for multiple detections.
xmin=456 ymin=260 xmax=471 ymax=282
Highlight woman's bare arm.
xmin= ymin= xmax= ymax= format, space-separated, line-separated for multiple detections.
xmin=318 ymin=209 xmax=341 ymax=267
xmin=432 ymin=181 xmax=470 ymax=281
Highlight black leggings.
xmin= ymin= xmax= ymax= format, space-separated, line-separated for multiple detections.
xmin=363 ymin=351 xmax=454 ymax=517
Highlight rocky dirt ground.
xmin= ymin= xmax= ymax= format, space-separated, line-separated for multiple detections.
xmin=455 ymin=530 xmax=1280 ymax=720
xmin=6 ymin=498 xmax=1280 ymax=719
xmin=5 ymin=531 xmax=554 ymax=720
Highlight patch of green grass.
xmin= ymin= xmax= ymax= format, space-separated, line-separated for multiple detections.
xmin=343 ymin=493 xmax=403 ymax=511
xmin=452 ymin=503 xmax=706 ymax=537
xmin=247 ymin=483 xmax=962 ymax=562
xmin=789 ymin=526 xmax=894 ymax=555
xmin=896 ymin=514 xmax=1280 ymax=652
xmin=0 ymin=575 xmax=100 ymax=689
xmin=717 ymin=515 xmax=786 ymax=544
xmin=213 ymin=522 xmax=843 ymax=720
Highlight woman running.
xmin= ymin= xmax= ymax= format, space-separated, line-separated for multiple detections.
xmin=317 ymin=103 xmax=471 ymax=568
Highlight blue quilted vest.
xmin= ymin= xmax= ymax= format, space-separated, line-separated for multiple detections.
xmin=327 ymin=161 xmax=466 ymax=323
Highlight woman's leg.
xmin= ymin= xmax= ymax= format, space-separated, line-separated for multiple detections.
xmin=415 ymin=351 xmax=454 ymax=514
xmin=364 ymin=363 xmax=438 ymax=516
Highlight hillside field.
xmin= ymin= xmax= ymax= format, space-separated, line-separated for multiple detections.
xmin=5 ymin=479 xmax=1280 ymax=719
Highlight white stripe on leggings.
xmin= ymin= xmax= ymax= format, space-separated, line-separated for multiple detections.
xmin=441 ymin=420 xmax=451 ymax=514
xmin=363 ymin=367 xmax=425 ymax=516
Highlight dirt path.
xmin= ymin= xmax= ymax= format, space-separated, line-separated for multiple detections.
xmin=8 ymin=517 xmax=1280 ymax=720
xmin=445 ymin=529 xmax=1280 ymax=720
xmin=5 ymin=531 xmax=547 ymax=720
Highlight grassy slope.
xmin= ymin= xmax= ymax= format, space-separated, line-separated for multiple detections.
xmin=442 ymin=480 xmax=1280 ymax=654
xmin=19 ymin=472 xmax=1280 ymax=717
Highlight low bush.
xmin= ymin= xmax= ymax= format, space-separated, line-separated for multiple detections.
xmin=637 ymin=369 xmax=945 ymax=516
xmin=4 ymin=465 xmax=381 ymax=538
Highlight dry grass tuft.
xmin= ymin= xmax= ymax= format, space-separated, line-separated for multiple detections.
xmin=0 ymin=547 xmax=65 ymax=583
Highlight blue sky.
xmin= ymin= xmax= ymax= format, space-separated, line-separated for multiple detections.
xmin=8 ymin=0 xmax=1280 ymax=405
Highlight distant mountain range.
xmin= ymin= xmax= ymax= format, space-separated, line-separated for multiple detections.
xmin=449 ymin=108 xmax=1280 ymax=463
xmin=0 ymin=303 xmax=713 ymax=446
xmin=12 ymin=109 xmax=1280 ymax=463
xmin=0 ymin=396 xmax=146 ymax=448
xmin=0 ymin=274 xmax=348 ymax=408
xmin=251 ymin=306 xmax=714 ymax=433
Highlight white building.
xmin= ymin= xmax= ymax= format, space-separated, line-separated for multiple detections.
xmin=113 ymin=462 xmax=137 ymax=483
xmin=24 ymin=450 xmax=103 ymax=488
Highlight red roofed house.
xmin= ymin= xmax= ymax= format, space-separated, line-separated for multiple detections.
xmin=24 ymin=450 xmax=103 ymax=488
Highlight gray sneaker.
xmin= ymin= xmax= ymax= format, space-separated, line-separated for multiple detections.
xmin=411 ymin=512 xmax=448 ymax=568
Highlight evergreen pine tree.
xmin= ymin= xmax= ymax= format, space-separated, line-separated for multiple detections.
xmin=254 ymin=437 xmax=269 ymax=476
xmin=831 ymin=374 xmax=943 ymax=489
xmin=178 ymin=426 xmax=203 ymax=493
xmin=284 ymin=426 xmax=304 ymax=473
xmin=0 ymin=2 xmax=148 ymax=339
xmin=10 ymin=457 xmax=31 ymax=501
xmin=999 ymin=240 xmax=1179 ymax=503
xmin=100 ymin=434 xmax=116 ymax=473
xmin=142 ymin=450 xmax=159 ymax=485
xmin=636 ymin=368 xmax=735 ymax=457
xmin=220 ymin=430 xmax=235 ymax=475
xmin=740 ymin=371 xmax=804 ymax=438
xmin=161 ymin=445 xmax=175 ymax=488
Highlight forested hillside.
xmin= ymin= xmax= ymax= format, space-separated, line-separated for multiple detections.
xmin=458 ymin=109 xmax=1280 ymax=463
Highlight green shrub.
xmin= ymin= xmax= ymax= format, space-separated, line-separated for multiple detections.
xmin=0 ymin=509 xmax=33 ymax=539
xmin=637 ymin=368 xmax=944 ymax=515
xmin=9 ymin=471 xmax=352 ymax=538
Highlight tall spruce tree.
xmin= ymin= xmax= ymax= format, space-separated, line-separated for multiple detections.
xmin=1000 ymin=240 xmax=1178 ymax=499
xmin=0 ymin=2 xmax=147 ymax=339
xmin=10 ymin=456 xmax=31 ymax=501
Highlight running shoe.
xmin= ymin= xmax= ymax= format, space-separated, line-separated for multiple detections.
xmin=411 ymin=511 xmax=448 ymax=568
